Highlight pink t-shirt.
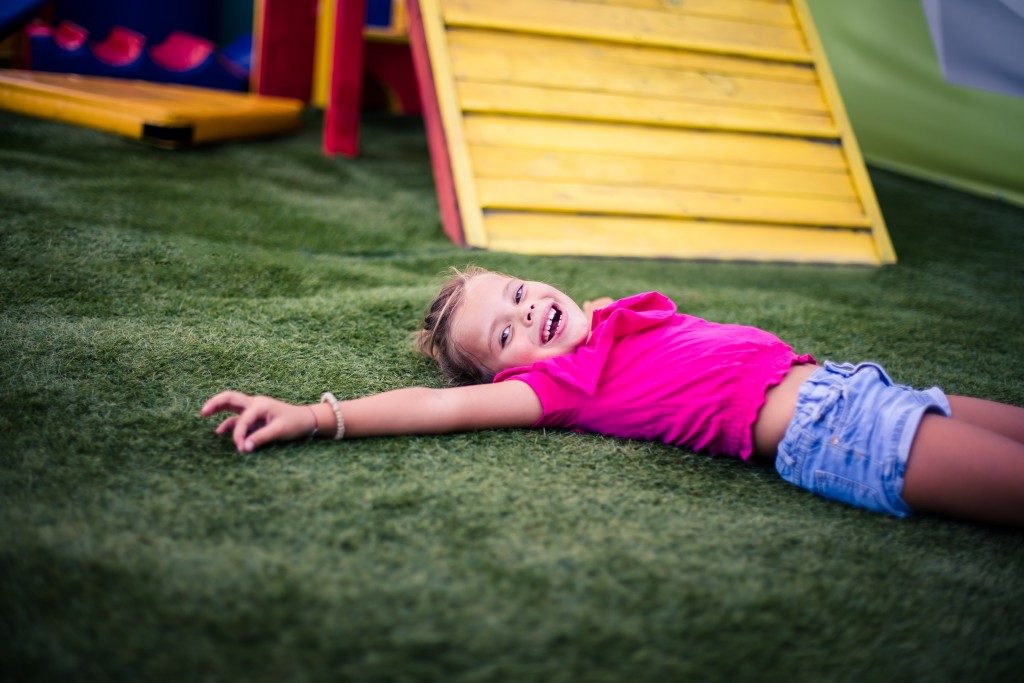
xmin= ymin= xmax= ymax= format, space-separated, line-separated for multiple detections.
xmin=493 ymin=292 xmax=815 ymax=460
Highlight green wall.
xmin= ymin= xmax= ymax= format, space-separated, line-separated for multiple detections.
xmin=805 ymin=0 xmax=1024 ymax=206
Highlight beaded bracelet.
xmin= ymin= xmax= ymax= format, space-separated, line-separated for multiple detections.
xmin=320 ymin=392 xmax=345 ymax=440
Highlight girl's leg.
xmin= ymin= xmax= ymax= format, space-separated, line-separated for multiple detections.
xmin=948 ymin=395 xmax=1024 ymax=443
xmin=902 ymin=413 xmax=1024 ymax=526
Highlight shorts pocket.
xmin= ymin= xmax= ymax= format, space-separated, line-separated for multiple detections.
xmin=813 ymin=469 xmax=883 ymax=512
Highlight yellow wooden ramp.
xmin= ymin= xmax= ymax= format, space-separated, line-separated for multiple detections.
xmin=0 ymin=70 xmax=303 ymax=149
xmin=410 ymin=0 xmax=896 ymax=264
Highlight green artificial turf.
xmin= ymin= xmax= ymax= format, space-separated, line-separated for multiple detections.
xmin=2 ymin=110 xmax=1023 ymax=682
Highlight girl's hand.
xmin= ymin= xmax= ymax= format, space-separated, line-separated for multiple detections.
xmin=583 ymin=297 xmax=614 ymax=319
xmin=201 ymin=391 xmax=318 ymax=453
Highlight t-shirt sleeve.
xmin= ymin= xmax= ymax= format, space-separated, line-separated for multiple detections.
xmin=497 ymin=369 xmax=585 ymax=429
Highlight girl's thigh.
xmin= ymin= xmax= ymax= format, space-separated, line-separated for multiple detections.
xmin=947 ymin=395 xmax=1024 ymax=443
xmin=902 ymin=413 xmax=1024 ymax=526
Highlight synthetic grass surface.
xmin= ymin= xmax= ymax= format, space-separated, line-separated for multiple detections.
xmin=2 ymin=110 xmax=1023 ymax=682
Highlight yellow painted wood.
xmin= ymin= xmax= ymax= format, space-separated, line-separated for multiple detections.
xmin=312 ymin=0 xmax=335 ymax=108
xmin=416 ymin=0 xmax=895 ymax=264
xmin=364 ymin=28 xmax=412 ymax=43
xmin=476 ymin=178 xmax=869 ymax=227
xmin=581 ymin=0 xmax=797 ymax=28
xmin=469 ymin=145 xmax=855 ymax=199
xmin=418 ymin=0 xmax=489 ymax=245
xmin=485 ymin=212 xmax=881 ymax=264
xmin=457 ymin=82 xmax=836 ymax=137
xmin=448 ymin=28 xmax=817 ymax=84
xmin=449 ymin=31 xmax=827 ymax=113
xmin=792 ymin=0 xmax=895 ymax=264
xmin=0 ymin=78 xmax=142 ymax=139
xmin=0 ymin=70 xmax=303 ymax=146
xmin=442 ymin=0 xmax=811 ymax=63
xmin=463 ymin=115 xmax=848 ymax=170
xmin=394 ymin=0 xmax=409 ymax=33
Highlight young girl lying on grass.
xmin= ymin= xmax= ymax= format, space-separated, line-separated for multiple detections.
xmin=202 ymin=266 xmax=1024 ymax=526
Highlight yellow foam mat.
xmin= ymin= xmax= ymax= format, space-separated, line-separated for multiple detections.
xmin=0 ymin=70 xmax=304 ymax=148
xmin=416 ymin=0 xmax=896 ymax=264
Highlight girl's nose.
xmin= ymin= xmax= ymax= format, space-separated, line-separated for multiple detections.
xmin=525 ymin=303 xmax=535 ymax=323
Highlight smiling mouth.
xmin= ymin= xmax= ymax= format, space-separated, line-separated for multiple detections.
xmin=542 ymin=304 xmax=563 ymax=344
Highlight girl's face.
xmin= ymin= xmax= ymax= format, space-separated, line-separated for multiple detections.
xmin=453 ymin=273 xmax=591 ymax=375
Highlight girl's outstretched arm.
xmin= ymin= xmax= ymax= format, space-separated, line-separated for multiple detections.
xmin=201 ymin=381 xmax=542 ymax=453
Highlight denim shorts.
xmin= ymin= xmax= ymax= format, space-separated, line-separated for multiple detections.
xmin=775 ymin=361 xmax=951 ymax=517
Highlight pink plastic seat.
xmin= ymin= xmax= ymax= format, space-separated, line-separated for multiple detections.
xmin=92 ymin=26 xmax=144 ymax=66
xmin=53 ymin=21 xmax=87 ymax=51
xmin=149 ymin=31 xmax=213 ymax=72
xmin=25 ymin=18 xmax=52 ymax=38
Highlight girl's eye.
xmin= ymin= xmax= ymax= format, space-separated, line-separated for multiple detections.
xmin=514 ymin=284 xmax=523 ymax=304
xmin=500 ymin=325 xmax=511 ymax=348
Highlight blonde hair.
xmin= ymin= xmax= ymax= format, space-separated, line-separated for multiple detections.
xmin=416 ymin=265 xmax=494 ymax=385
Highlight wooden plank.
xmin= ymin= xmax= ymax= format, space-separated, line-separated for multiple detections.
xmin=477 ymin=178 xmax=869 ymax=227
xmin=448 ymin=28 xmax=818 ymax=84
xmin=792 ymin=0 xmax=895 ymax=264
xmin=442 ymin=0 xmax=811 ymax=63
xmin=0 ymin=70 xmax=303 ymax=147
xmin=463 ymin=115 xmax=847 ymax=170
xmin=484 ymin=212 xmax=881 ymax=264
xmin=456 ymin=81 xmax=836 ymax=137
xmin=408 ymin=1 xmax=893 ymax=264
xmin=469 ymin=145 xmax=856 ymax=200
xmin=449 ymin=36 xmax=827 ymax=114
xmin=578 ymin=0 xmax=797 ymax=28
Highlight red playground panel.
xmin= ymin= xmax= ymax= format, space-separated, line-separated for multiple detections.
xmin=406 ymin=0 xmax=461 ymax=243
xmin=252 ymin=0 xmax=317 ymax=100
xmin=323 ymin=0 xmax=367 ymax=156
xmin=365 ymin=40 xmax=422 ymax=115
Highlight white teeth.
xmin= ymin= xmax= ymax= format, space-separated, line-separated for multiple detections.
xmin=544 ymin=307 xmax=558 ymax=343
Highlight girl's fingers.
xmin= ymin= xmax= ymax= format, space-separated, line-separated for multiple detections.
xmin=201 ymin=391 xmax=252 ymax=417
xmin=232 ymin=404 xmax=264 ymax=452
xmin=244 ymin=420 xmax=285 ymax=453
xmin=204 ymin=393 xmax=296 ymax=453
xmin=215 ymin=416 xmax=239 ymax=435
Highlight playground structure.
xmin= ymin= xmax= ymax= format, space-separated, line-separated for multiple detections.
xmin=1 ymin=0 xmax=911 ymax=264
xmin=248 ymin=0 xmax=897 ymax=263
xmin=252 ymin=0 xmax=418 ymax=155
xmin=314 ymin=0 xmax=419 ymax=114
xmin=0 ymin=0 xmax=300 ymax=147
xmin=0 ymin=0 xmax=414 ymax=152
xmin=407 ymin=0 xmax=896 ymax=264
xmin=0 ymin=68 xmax=302 ymax=148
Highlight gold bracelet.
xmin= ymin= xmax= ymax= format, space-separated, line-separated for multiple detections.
xmin=320 ymin=392 xmax=345 ymax=440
